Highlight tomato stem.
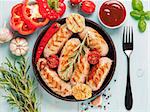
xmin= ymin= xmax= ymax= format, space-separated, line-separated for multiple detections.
xmin=47 ymin=0 xmax=59 ymax=11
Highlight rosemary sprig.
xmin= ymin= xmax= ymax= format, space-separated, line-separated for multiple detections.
xmin=0 ymin=57 xmax=39 ymax=112
xmin=61 ymin=33 xmax=89 ymax=79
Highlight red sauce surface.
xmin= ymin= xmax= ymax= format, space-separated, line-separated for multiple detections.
xmin=99 ymin=0 xmax=126 ymax=27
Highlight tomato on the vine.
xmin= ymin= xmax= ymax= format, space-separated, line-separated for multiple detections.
xmin=81 ymin=0 xmax=96 ymax=14
xmin=23 ymin=0 xmax=49 ymax=27
xmin=36 ymin=0 xmax=66 ymax=20
xmin=10 ymin=3 xmax=36 ymax=35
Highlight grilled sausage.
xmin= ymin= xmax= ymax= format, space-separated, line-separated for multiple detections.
xmin=79 ymin=26 xmax=109 ymax=56
xmin=70 ymin=47 xmax=90 ymax=85
xmin=37 ymin=58 xmax=72 ymax=97
xmin=44 ymin=24 xmax=73 ymax=58
xmin=58 ymin=38 xmax=81 ymax=81
xmin=87 ymin=57 xmax=112 ymax=91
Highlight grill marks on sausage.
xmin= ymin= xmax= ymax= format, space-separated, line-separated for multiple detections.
xmin=44 ymin=24 xmax=73 ymax=57
xmin=87 ymin=57 xmax=112 ymax=91
xmin=58 ymin=38 xmax=81 ymax=81
xmin=37 ymin=58 xmax=72 ymax=97
xmin=79 ymin=26 xmax=109 ymax=56
xmin=70 ymin=48 xmax=90 ymax=85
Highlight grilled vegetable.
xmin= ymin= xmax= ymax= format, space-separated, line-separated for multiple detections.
xmin=66 ymin=13 xmax=85 ymax=33
xmin=72 ymin=83 xmax=92 ymax=100
xmin=36 ymin=22 xmax=60 ymax=62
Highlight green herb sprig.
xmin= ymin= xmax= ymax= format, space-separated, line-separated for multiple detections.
xmin=130 ymin=0 xmax=150 ymax=32
xmin=0 ymin=57 xmax=39 ymax=112
xmin=60 ymin=33 xmax=89 ymax=80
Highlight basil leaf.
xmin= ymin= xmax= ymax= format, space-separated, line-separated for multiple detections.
xmin=144 ymin=11 xmax=150 ymax=20
xmin=132 ymin=0 xmax=143 ymax=11
xmin=130 ymin=10 xmax=142 ymax=20
xmin=138 ymin=18 xmax=147 ymax=32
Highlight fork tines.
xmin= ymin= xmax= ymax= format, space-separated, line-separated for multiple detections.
xmin=123 ymin=26 xmax=133 ymax=50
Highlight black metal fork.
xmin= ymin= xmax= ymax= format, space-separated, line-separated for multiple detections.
xmin=123 ymin=26 xmax=133 ymax=110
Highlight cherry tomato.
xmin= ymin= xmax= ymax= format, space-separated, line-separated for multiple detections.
xmin=70 ymin=0 xmax=82 ymax=5
xmin=47 ymin=55 xmax=59 ymax=69
xmin=10 ymin=3 xmax=36 ymax=35
xmin=36 ymin=22 xmax=60 ymax=62
xmin=81 ymin=0 xmax=96 ymax=14
xmin=59 ymin=0 xmax=64 ymax=2
xmin=36 ymin=0 xmax=66 ymax=20
xmin=23 ymin=0 xmax=49 ymax=27
xmin=88 ymin=50 xmax=100 ymax=65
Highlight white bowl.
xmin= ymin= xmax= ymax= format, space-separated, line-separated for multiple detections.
xmin=98 ymin=0 xmax=126 ymax=29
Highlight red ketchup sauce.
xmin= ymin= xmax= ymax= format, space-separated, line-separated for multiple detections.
xmin=99 ymin=0 xmax=126 ymax=27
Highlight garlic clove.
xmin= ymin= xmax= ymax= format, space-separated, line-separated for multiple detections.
xmin=10 ymin=43 xmax=17 ymax=51
xmin=20 ymin=49 xmax=26 ymax=56
xmin=0 ymin=28 xmax=13 ymax=43
xmin=15 ymin=49 xmax=21 ymax=56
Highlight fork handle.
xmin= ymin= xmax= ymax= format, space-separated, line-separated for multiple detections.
xmin=125 ymin=57 xmax=133 ymax=110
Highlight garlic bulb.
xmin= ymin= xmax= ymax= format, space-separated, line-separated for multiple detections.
xmin=10 ymin=38 xmax=29 ymax=56
xmin=0 ymin=28 xmax=13 ymax=44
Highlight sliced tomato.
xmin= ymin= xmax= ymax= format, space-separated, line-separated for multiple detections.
xmin=10 ymin=3 xmax=36 ymax=35
xmin=47 ymin=55 xmax=59 ymax=69
xmin=88 ymin=50 xmax=100 ymax=65
xmin=23 ymin=1 xmax=49 ymax=27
